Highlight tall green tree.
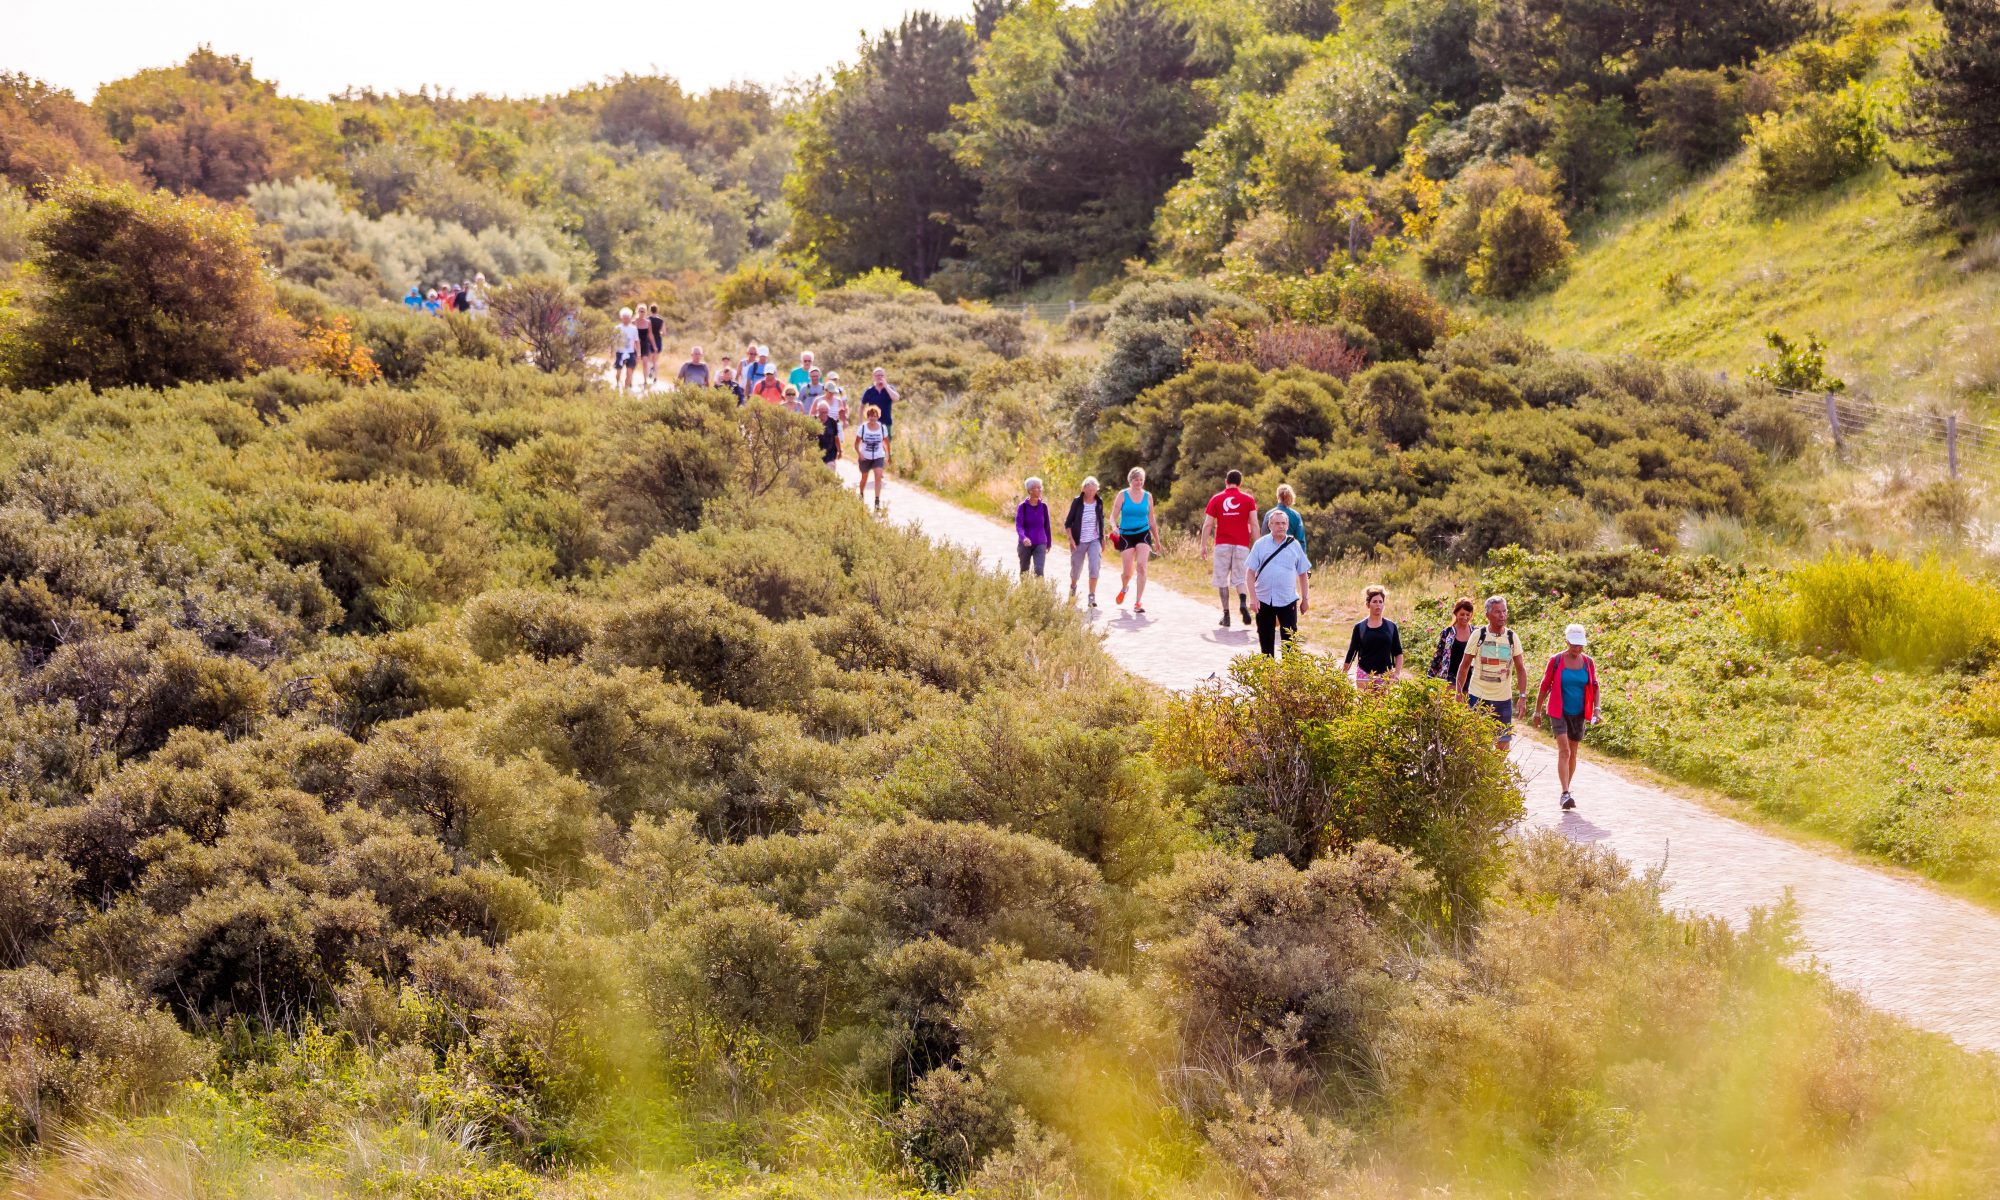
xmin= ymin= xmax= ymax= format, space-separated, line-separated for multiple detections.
xmin=1476 ymin=0 xmax=1816 ymax=98
xmin=0 ymin=74 xmax=141 ymax=195
xmin=1897 ymin=0 xmax=2000 ymax=222
xmin=786 ymin=12 xmax=981 ymax=283
xmin=954 ymin=0 xmax=1215 ymax=284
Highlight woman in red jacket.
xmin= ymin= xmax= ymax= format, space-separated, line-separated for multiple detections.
xmin=1536 ymin=623 xmax=1600 ymax=812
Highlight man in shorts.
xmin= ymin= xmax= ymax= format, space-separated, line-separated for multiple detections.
xmin=1200 ymin=470 xmax=1259 ymax=627
xmin=1455 ymin=594 xmax=1529 ymax=750
xmin=612 ymin=308 xmax=639 ymax=392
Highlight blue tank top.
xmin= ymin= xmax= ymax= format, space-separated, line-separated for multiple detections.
xmin=1561 ymin=664 xmax=1589 ymax=715
xmin=1118 ymin=489 xmax=1151 ymax=534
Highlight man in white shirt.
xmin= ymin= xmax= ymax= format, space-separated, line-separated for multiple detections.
xmin=1245 ymin=510 xmax=1312 ymax=657
xmin=613 ymin=308 xmax=640 ymax=393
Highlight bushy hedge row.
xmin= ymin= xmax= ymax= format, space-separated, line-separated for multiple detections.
xmin=1092 ymin=323 xmax=1799 ymax=560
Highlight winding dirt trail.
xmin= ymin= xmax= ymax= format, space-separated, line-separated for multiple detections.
xmin=844 ymin=465 xmax=2000 ymax=1054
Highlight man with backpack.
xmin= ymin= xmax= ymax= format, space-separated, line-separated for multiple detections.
xmin=1454 ymin=594 xmax=1529 ymax=750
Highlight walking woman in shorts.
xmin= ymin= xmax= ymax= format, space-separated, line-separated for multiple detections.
xmin=1343 ymin=584 xmax=1403 ymax=685
xmin=1536 ymin=623 xmax=1599 ymax=811
xmin=1064 ymin=476 xmax=1106 ymax=607
xmin=1112 ymin=467 xmax=1159 ymax=614
xmin=854 ymin=403 xmax=890 ymax=512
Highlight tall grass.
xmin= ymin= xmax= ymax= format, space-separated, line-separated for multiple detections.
xmin=1741 ymin=550 xmax=2000 ymax=670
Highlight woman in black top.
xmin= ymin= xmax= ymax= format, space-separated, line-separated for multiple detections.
xmin=1427 ymin=597 xmax=1477 ymax=681
xmin=814 ymin=400 xmax=841 ymax=464
xmin=1344 ymin=583 xmax=1404 ymax=684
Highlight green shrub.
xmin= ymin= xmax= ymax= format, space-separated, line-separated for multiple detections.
xmin=1141 ymin=843 xmax=1424 ymax=1097
xmin=1742 ymin=550 xmax=2000 ymax=671
xmin=1326 ymin=266 xmax=1449 ymax=361
xmin=461 ymin=589 xmax=595 ymax=662
xmin=0 ymin=966 xmax=210 ymax=1144
xmin=1747 ymin=83 xmax=1887 ymax=200
xmin=1348 ymin=362 xmax=1432 ymax=446
xmin=1639 ymin=67 xmax=1769 ymax=169
xmin=715 ymin=260 xmax=811 ymax=321
xmin=1538 ymin=88 xmax=1635 ymax=207
xmin=1747 ymin=328 xmax=1846 ymax=392
xmin=6 ymin=174 xmax=301 ymax=389
xmin=1466 ymin=188 xmax=1574 ymax=298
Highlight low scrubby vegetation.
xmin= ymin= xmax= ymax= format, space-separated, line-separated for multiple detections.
xmin=3 ymin=337 xmax=1998 ymax=1198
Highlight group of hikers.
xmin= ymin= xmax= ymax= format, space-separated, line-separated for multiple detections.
xmin=1010 ymin=468 xmax=1601 ymax=810
xmin=402 ymin=275 xmax=488 ymax=316
xmin=600 ymin=307 xmax=1599 ymax=810
xmin=608 ymin=316 xmax=904 ymax=511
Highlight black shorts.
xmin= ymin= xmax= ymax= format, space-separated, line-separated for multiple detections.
xmin=1554 ymin=713 xmax=1588 ymax=741
xmin=614 ymin=351 xmax=637 ymax=368
xmin=859 ymin=457 xmax=886 ymax=473
xmin=1117 ymin=530 xmax=1153 ymax=549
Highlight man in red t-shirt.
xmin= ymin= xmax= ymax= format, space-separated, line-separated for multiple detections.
xmin=1201 ymin=469 xmax=1260 ymax=628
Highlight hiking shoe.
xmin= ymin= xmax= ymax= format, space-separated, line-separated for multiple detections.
xmin=1116 ymin=586 xmax=1127 ymax=604
xmin=1560 ymin=792 xmax=1576 ymax=810
xmin=1134 ymin=603 xmax=1146 ymax=614
xmin=1239 ymin=599 xmax=1252 ymax=625
xmin=1088 ymin=594 xmax=1098 ymax=608
xmin=1219 ymin=611 xmax=1231 ymax=628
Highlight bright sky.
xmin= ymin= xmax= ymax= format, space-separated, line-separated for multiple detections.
xmin=14 ymin=0 xmax=976 ymax=100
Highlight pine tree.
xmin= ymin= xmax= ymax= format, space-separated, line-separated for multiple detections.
xmin=1897 ymin=0 xmax=2000 ymax=221
xmin=785 ymin=12 xmax=981 ymax=283
xmin=955 ymin=0 xmax=1213 ymax=284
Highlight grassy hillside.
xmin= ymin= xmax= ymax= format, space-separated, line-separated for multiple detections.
xmin=1492 ymin=153 xmax=2000 ymax=416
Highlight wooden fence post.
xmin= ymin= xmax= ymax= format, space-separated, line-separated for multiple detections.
xmin=1825 ymin=393 xmax=1845 ymax=458
xmin=1949 ymin=414 xmax=1960 ymax=479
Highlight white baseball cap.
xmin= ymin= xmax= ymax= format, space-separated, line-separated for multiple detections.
xmin=1565 ymin=623 xmax=1588 ymax=646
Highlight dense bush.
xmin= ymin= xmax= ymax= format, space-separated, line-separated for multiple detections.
xmin=5 ymin=173 xmax=299 ymax=388
xmin=1742 ymin=550 xmax=2000 ymax=671
xmin=1748 ymin=83 xmax=1888 ymax=200
xmin=1466 ymin=188 xmax=1574 ymax=298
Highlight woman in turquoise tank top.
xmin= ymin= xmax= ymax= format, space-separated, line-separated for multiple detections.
xmin=1111 ymin=466 xmax=1159 ymax=613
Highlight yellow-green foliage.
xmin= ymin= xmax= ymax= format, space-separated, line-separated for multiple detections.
xmin=1742 ymin=550 xmax=2000 ymax=670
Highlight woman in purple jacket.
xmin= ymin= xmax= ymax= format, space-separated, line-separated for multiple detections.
xmin=1014 ymin=477 xmax=1053 ymax=578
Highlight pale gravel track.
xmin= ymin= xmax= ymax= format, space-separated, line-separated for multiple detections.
xmin=844 ymin=464 xmax=2000 ymax=1053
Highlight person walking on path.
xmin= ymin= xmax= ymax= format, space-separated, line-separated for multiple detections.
xmin=717 ymin=365 xmax=744 ymax=403
xmin=862 ymin=368 xmax=899 ymax=440
xmin=814 ymin=399 xmax=841 ymax=465
xmin=1064 ymin=476 xmax=1106 ymax=607
xmin=1455 ymin=594 xmax=1529 ymax=750
xmin=753 ymin=369 xmax=787 ymax=404
xmin=854 ymin=404 xmax=891 ymax=511
xmin=613 ymin=308 xmax=640 ymax=393
xmin=677 ymin=346 xmax=711 ymax=388
xmin=634 ymin=304 xmax=659 ymax=387
xmin=1246 ymin=510 xmax=1312 ymax=657
xmin=1270 ymin=483 xmax=1308 ymax=559
xmin=790 ymin=350 xmax=816 ymax=390
xmin=1427 ymin=597 xmax=1477 ymax=681
xmin=800 ymin=367 xmax=827 ymax=415
xmin=1014 ymin=478 xmax=1053 ymax=578
xmin=823 ymin=372 xmax=849 ymax=427
xmin=1343 ymin=584 xmax=1404 ymax=685
xmin=741 ymin=343 xmax=765 ymax=390
xmin=1537 ymin=624 xmax=1600 ymax=811
xmin=1112 ymin=467 xmax=1159 ymax=614
xmin=1201 ymin=470 xmax=1259 ymax=628
xmin=646 ymin=305 xmax=666 ymax=385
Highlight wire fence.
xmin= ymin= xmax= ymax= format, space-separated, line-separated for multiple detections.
xmin=1773 ymin=387 xmax=1998 ymax=479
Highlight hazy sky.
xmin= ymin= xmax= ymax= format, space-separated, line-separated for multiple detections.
xmin=14 ymin=0 xmax=975 ymax=100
